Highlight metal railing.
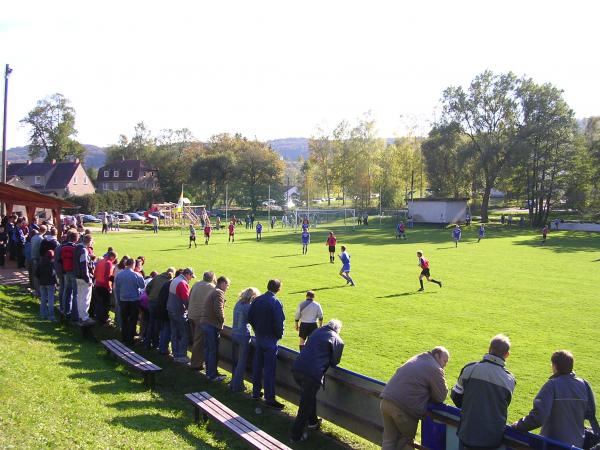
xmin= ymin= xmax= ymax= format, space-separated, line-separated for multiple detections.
xmin=216 ymin=327 xmax=581 ymax=450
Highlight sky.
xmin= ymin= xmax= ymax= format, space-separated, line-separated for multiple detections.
xmin=1 ymin=0 xmax=599 ymax=148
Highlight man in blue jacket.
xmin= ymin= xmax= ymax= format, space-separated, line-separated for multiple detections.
xmin=248 ymin=279 xmax=285 ymax=409
xmin=512 ymin=350 xmax=599 ymax=448
xmin=290 ymin=319 xmax=344 ymax=442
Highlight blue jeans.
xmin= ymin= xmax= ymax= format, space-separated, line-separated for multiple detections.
xmin=168 ymin=312 xmax=188 ymax=358
xmin=252 ymin=336 xmax=279 ymax=402
xmin=231 ymin=334 xmax=250 ymax=391
xmin=158 ymin=320 xmax=171 ymax=354
xmin=62 ymin=272 xmax=78 ymax=320
xmin=202 ymin=324 xmax=220 ymax=378
xmin=39 ymin=285 xmax=56 ymax=320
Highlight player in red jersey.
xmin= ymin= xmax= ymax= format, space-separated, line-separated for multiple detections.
xmin=326 ymin=232 xmax=337 ymax=263
xmin=417 ymin=251 xmax=442 ymax=291
xmin=204 ymin=223 xmax=212 ymax=245
xmin=228 ymin=221 xmax=235 ymax=243
xmin=541 ymin=225 xmax=548 ymax=245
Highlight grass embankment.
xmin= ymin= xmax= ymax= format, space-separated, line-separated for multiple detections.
xmin=0 ymin=285 xmax=360 ymax=449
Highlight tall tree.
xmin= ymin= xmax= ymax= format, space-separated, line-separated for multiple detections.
xmin=235 ymin=140 xmax=285 ymax=212
xmin=105 ymin=122 xmax=156 ymax=163
xmin=21 ymin=93 xmax=85 ymax=162
xmin=308 ymin=128 xmax=336 ymax=206
xmin=190 ymin=152 xmax=235 ymax=209
xmin=441 ymin=71 xmax=520 ymax=222
xmin=513 ymin=79 xmax=577 ymax=225
xmin=421 ymin=123 xmax=473 ymax=198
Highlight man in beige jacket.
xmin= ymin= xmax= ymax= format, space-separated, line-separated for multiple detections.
xmin=380 ymin=346 xmax=450 ymax=450
xmin=201 ymin=276 xmax=230 ymax=381
xmin=187 ymin=271 xmax=216 ymax=371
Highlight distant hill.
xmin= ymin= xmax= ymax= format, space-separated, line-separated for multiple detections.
xmin=267 ymin=138 xmax=309 ymax=160
xmin=7 ymin=137 xmax=400 ymax=168
xmin=7 ymin=145 xmax=108 ymax=169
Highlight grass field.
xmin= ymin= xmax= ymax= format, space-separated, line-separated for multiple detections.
xmin=2 ymin=219 xmax=599 ymax=448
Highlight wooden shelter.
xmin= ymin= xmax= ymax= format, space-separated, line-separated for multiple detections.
xmin=0 ymin=182 xmax=76 ymax=238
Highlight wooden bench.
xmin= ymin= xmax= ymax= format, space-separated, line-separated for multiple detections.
xmin=185 ymin=391 xmax=292 ymax=450
xmin=101 ymin=339 xmax=161 ymax=390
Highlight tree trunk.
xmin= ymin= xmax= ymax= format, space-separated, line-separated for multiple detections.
xmin=481 ymin=183 xmax=492 ymax=222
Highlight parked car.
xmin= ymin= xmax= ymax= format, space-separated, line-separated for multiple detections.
xmin=82 ymin=214 xmax=101 ymax=223
xmin=125 ymin=212 xmax=144 ymax=221
xmin=114 ymin=213 xmax=131 ymax=223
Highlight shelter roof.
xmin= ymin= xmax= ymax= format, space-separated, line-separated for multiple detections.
xmin=0 ymin=183 xmax=75 ymax=209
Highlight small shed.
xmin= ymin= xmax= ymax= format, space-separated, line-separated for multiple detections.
xmin=408 ymin=198 xmax=468 ymax=224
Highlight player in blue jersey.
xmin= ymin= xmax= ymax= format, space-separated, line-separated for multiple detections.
xmin=338 ymin=245 xmax=355 ymax=286
xmin=477 ymin=224 xmax=485 ymax=243
xmin=256 ymin=222 xmax=263 ymax=241
xmin=301 ymin=229 xmax=310 ymax=254
xmin=452 ymin=225 xmax=462 ymax=248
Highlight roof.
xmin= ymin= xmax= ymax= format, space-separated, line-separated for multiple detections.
xmin=97 ymin=159 xmax=157 ymax=182
xmin=0 ymin=182 xmax=75 ymax=209
xmin=44 ymin=162 xmax=79 ymax=189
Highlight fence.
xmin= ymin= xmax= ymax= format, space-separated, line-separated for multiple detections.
xmin=216 ymin=326 xmax=580 ymax=450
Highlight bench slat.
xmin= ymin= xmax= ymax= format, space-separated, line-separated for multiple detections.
xmin=101 ymin=340 xmax=161 ymax=373
xmin=186 ymin=392 xmax=291 ymax=450
xmin=201 ymin=396 xmax=290 ymax=450
xmin=191 ymin=396 xmax=275 ymax=450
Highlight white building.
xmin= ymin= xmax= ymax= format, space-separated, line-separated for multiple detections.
xmin=408 ymin=198 xmax=468 ymax=224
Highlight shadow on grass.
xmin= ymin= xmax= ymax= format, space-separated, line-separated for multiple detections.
xmin=289 ymin=285 xmax=347 ymax=294
xmin=511 ymin=232 xmax=600 ymax=254
xmin=0 ymin=285 xmax=350 ymax=450
xmin=375 ymin=291 xmax=438 ymax=298
xmin=289 ymin=262 xmax=330 ymax=268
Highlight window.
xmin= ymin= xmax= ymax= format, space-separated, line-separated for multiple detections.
xmin=127 ymin=170 xmax=133 ymax=177
xmin=73 ymin=176 xmax=78 ymax=185
xmin=103 ymin=183 xmax=108 ymax=191
xmin=113 ymin=183 xmax=119 ymax=191
xmin=34 ymin=176 xmax=42 ymax=185
xmin=103 ymin=170 xmax=109 ymax=177
xmin=83 ymin=176 xmax=88 ymax=185
xmin=113 ymin=170 xmax=119 ymax=177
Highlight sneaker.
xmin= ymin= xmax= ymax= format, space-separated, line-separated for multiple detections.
xmin=252 ymin=392 xmax=264 ymax=400
xmin=190 ymin=365 xmax=205 ymax=372
xmin=417 ymin=288 xmax=424 ymax=292
xmin=208 ymin=375 xmax=226 ymax=382
xmin=174 ymin=356 xmax=190 ymax=364
xmin=307 ymin=418 xmax=322 ymax=430
xmin=439 ymin=281 xmax=443 ymax=288
xmin=290 ymin=432 xmax=308 ymax=443
xmin=264 ymin=400 xmax=285 ymax=410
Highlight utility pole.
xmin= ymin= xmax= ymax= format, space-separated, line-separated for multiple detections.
xmin=2 ymin=64 xmax=12 ymax=215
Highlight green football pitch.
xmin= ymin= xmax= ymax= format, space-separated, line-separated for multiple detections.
xmin=90 ymin=220 xmax=600 ymax=420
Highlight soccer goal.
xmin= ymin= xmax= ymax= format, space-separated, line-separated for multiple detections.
xmin=293 ymin=208 xmax=356 ymax=230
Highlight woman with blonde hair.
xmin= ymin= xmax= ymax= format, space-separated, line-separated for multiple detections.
xmin=230 ymin=287 xmax=260 ymax=392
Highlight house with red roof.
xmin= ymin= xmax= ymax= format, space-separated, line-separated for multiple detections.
xmin=6 ymin=159 xmax=95 ymax=198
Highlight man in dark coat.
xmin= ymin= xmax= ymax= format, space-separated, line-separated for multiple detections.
xmin=290 ymin=319 xmax=344 ymax=442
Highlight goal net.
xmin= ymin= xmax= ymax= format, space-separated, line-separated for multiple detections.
xmin=293 ymin=208 xmax=356 ymax=230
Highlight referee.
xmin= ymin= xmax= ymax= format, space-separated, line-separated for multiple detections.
xmin=294 ymin=291 xmax=323 ymax=352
